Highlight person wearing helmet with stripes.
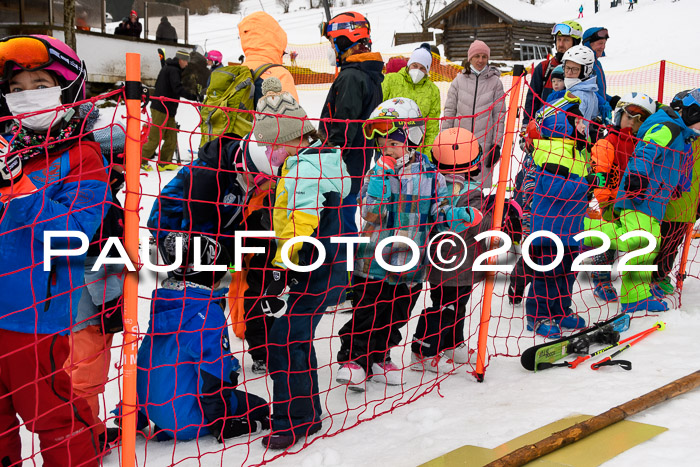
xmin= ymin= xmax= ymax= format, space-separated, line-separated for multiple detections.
xmin=0 ymin=34 xmax=111 ymax=462
xmin=320 ymin=11 xmax=384 ymax=234
xmin=523 ymin=20 xmax=582 ymax=127
xmin=336 ymin=98 xmax=480 ymax=389
xmin=588 ymin=92 xmax=656 ymax=302
xmin=583 ymin=89 xmax=700 ymax=313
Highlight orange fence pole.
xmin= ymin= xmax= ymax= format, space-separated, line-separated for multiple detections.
xmin=658 ymin=60 xmax=666 ymax=103
xmin=122 ymin=53 xmax=141 ymax=467
xmin=474 ymin=65 xmax=526 ymax=382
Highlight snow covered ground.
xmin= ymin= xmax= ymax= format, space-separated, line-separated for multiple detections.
xmin=19 ymin=0 xmax=700 ymax=465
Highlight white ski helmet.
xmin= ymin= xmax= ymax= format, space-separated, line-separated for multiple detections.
xmin=562 ymin=45 xmax=596 ymax=79
xmin=614 ymin=92 xmax=656 ymax=126
xmin=363 ymin=97 xmax=425 ymax=146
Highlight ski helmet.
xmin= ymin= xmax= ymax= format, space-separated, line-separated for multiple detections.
xmin=614 ymin=92 xmax=656 ymax=127
xmin=205 ymin=50 xmax=223 ymax=64
xmin=551 ymin=20 xmax=583 ymax=44
xmin=678 ymin=89 xmax=700 ymax=128
xmin=0 ymin=35 xmax=87 ymax=104
xmin=322 ymin=12 xmax=371 ymax=56
xmin=562 ymin=45 xmax=595 ymax=79
xmin=362 ymin=97 xmax=425 ymax=147
xmin=432 ymin=128 xmax=482 ymax=174
xmin=162 ymin=233 xmax=231 ymax=287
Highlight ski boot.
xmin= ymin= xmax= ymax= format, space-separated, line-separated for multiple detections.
xmin=526 ymin=316 xmax=562 ymax=338
xmin=555 ymin=311 xmax=587 ymax=330
xmin=621 ymin=297 xmax=668 ymax=314
xmin=591 ymin=271 xmax=618 ymax=302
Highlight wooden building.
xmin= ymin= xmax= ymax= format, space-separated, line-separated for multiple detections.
xmin=425 ymin=0 xmax=555 ymax=63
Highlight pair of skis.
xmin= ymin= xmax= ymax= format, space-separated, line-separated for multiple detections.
xmin=521 ymin=314 xmax=664 ymax=372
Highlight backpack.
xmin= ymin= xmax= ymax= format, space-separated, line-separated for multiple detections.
xmin=199 ymin=64 xmax=284 ymax=146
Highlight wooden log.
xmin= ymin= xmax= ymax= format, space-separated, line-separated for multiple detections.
xmin=485 ymin=370 xmax=700 ymax=467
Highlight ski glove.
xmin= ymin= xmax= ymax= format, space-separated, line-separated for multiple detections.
xmin=100 ymin=296 xmax=124 ymax=334
xmin=261 ymin=270 xmax=299 ymax=318
xmin=623 ymin=172 xmax=649 ymax=201
xmin=210 ymin=417 xmax=263 ymax=443
xmin=485 ymin=145 xmax=501 ymax=169
xmin=443 ymin=206 xmax=483 ymax=232
xmin=367 ymin=156 xmax=396 ymax=200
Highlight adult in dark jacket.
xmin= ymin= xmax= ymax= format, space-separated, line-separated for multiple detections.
xmin=156 ymin=16 xmax=178 ymax=43
xmin=523 ymin=20 xmax=582 ymax=126
xmin=115 ymin=10 xmax=142 ymax=38
xmin=320 ymin=11 xmax=384 ymax=233
xmin=141 ymin=51 xmax=197 ymax=171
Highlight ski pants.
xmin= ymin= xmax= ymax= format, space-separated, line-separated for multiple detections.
xmin=267 ymin=292 xmax=326 ymax=437
xmin=412 ymin=283 xmax=473 ymax=357
xmin=0 ymin=329 xmax=99 ymax=466
xmin=584 ymin=209 xmax=661 ymax=304
xmin=338 ymin=276 xmax=422 ymax=372
xmin=141 ymin=109 xmax=177 ymax=164
xmin=525 ymin=245 xmax=577 ymax=321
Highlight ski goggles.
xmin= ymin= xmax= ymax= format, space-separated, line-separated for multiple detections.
xmin=362 ymin=119 xmax=421 ymax=141
xmin=321 ymin=20 xmax=371 ymax=38
xmin=618 ymin=103 xmax=652 ymax=121
xmin=588 ymin=28 xmax=609 ymax=42
xmin=551 ymin=23 xmax=583 ymax=38
xmin=0 ymin=35 xmax=82 ymax=82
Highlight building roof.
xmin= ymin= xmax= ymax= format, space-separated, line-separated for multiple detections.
xmin=426 ymin=0 xmax=556 ymax=29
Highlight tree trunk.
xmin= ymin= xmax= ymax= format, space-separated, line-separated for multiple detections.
xmin=64 ymin=0 xmax=76 ymax=50
xmin=422 ymin=0 xmax=431 ymax=32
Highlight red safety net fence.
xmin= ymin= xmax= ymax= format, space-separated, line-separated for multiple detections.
xmin=1 ymin=57 xmax=699 ymax=466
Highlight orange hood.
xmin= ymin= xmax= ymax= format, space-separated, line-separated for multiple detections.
xmin=238 ymin=12 xmax=287 ymax=65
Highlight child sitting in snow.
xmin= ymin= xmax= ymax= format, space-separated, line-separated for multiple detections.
xmin=336 ymin=98 xmax=480 ymax=388
xmin=137 ymin=233 xmax=270 ymax=442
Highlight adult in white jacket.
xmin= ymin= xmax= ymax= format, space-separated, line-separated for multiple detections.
xmin=443 ymin=40 xmax=506 ymax=187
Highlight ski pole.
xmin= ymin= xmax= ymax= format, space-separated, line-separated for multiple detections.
xmin=567 ymin=324 xmax=659 ymax=369
xmin=591 ymin=321 xmax=665 ymax=370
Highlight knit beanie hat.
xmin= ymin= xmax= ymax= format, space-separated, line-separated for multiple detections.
xmin=254 ymin=77 xmax=316 ymax=144
xmin=467 ymin=40 xmax=490 ymax=62
xmin=175 ymin=50 xmax=190 ymax=62
xmin=407 ymin=46 xmax=432 ymax=73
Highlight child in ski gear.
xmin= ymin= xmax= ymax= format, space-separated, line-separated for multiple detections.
xmin=411 ymin=128 xmax=495 ymax=373
xmin=0 ymin=35 xmax=110 ymax=464
xmin=551 ymin=65 xmax=565 ymax=93
xmin=443 ymin=39 xmax=506 ymax=188
xmin=382 ymin=43 xmax=441 ymax=152
xmin=147 ymin=131 xmax=279 ymax=374
xmin=584 ymin=89 xmax=700 ymax=313
xmin=523 ymin=21 xmax=582 ymax=126
xmin=651 ymin=90 xmax=700 ymax=298
xmin=253 ymin=78 xmax=350 ymax=450
xmin=320 ymin=11 xmax=384 ymax=233
xmin=137 ymin=234 xmax=270 ymax=442
xmin=588 ymin=92 xmax=656 ymax=302
xmin=525 ymin=93 xmax=598 ymax=337
xmin=336 ymin=98 xmax=480 ymax=386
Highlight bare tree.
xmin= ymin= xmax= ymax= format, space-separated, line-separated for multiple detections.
xmin=408 ymin=0 xmax=446 ymax=33
xmin=64 ymin=0 xmax=76 ymax=50
xmin=277 ymin=0 xmax=292 ymax=13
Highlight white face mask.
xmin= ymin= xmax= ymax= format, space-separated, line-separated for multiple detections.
xmin=564 ymin=77 xmax=581 ymax=89
xmin=393 ymin=152 xmax=412 ymax=171
xmin=408 ymin=68 xmax=425 ymax=84
xmin=4 ymin=86 xmax=67 ymax=131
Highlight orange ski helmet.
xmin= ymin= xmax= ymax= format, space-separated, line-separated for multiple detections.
xmin=432 ymin=128 xmax=483 ymax=174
